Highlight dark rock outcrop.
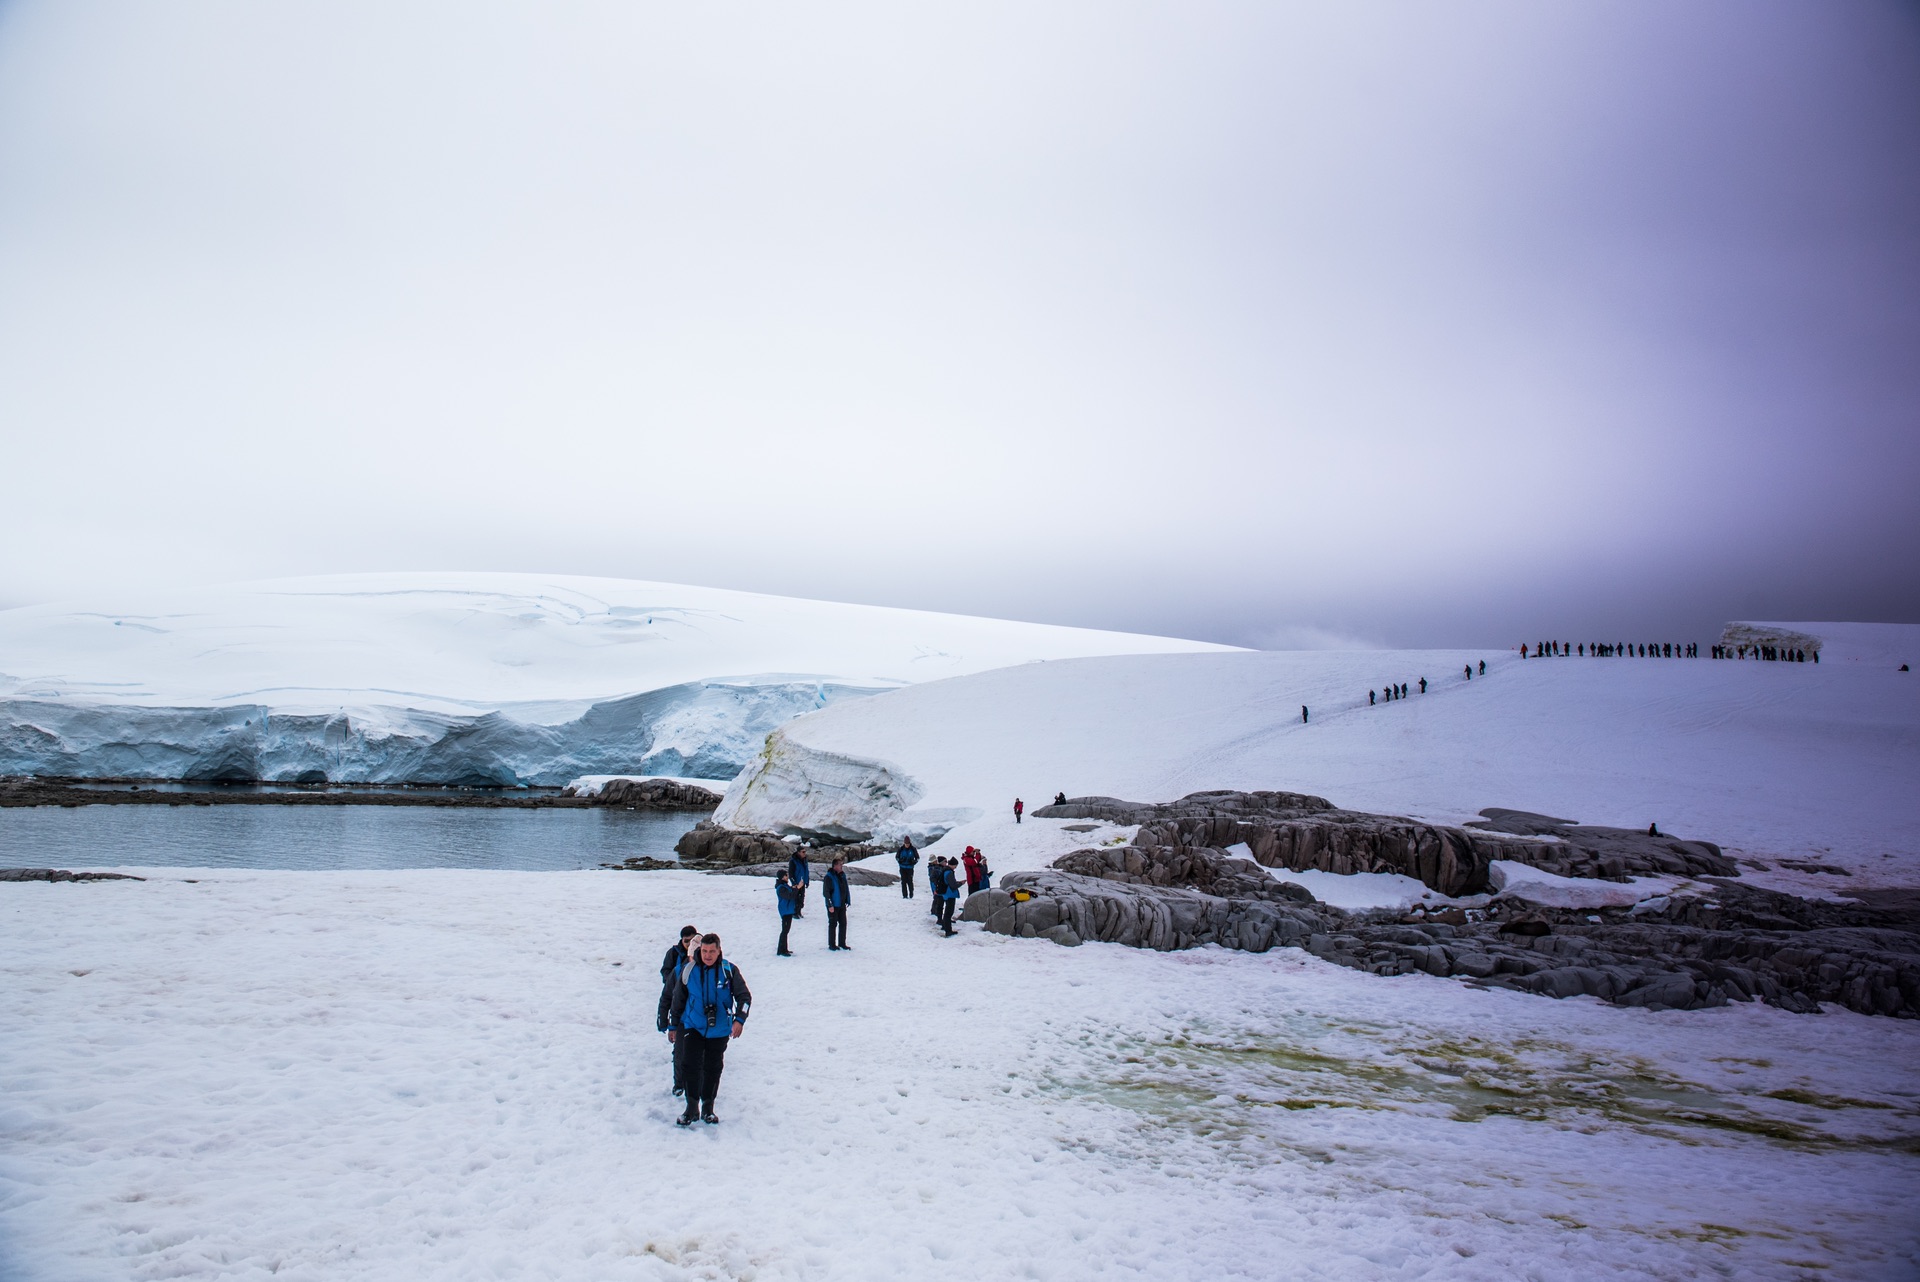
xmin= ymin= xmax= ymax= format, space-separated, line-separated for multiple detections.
xmin=1052 ymin=844 xmax=1316 ymax=905
xmin=0 ymin=868 xmax=144 ymax=882
xmin=587 ymin=778 xmax=722 ymax=810
xmin=1468 ymin=808 xmax=1735 ymax=879
xmin=673 ymin=821 xmax=798 ymax=866
xmin=672 ymin=821 xmax=885 ymax=870
xmin=981 ymin=852 xmax=1920 ymax=1019
xmin=962 ymin=872 xmax=1323 ymax=954
xmin=1031 ymin=791 xmax=1733 ymax=894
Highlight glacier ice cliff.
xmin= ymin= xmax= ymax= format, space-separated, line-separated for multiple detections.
xmin=0 ymin=679 xmax=882 ymax=787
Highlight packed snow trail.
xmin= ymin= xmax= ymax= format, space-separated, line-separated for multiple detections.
xmin=3 ymin=869 xmax=1917 ymax=1281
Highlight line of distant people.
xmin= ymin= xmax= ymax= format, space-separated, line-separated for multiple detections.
xmin=1711 ymin=643 xmax=1815 ymax=662
xmin=1520 ymin=639 xmax=1817 ymax=663
xmin=1362 ymin=661 xmax=1483 ymax=710
xmin=1524 ymin=641 xmax=1700 ymax=658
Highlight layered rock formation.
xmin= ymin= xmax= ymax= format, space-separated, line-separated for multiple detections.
xmin=969 ymin=842 xmax=1920 ymax=1018
xmin=1034 ymin=791 xmax=1735 ymax=894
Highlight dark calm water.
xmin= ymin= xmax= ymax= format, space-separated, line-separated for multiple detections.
xmin=0 ymin=805 xmax=706 ymax=871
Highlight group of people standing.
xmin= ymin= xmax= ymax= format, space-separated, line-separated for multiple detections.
xmin=774 ymin=847 xmax=851 ymax=955
xmin=1711 ymin=643 xmax=1814 ymax=662
xmin=1525 ymin=641 xmax=1700 ymax=659
xmin=655 ymin=822 xmax=1011 ymax=1126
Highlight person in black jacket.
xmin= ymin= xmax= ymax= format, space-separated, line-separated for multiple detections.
xmin=656 ymin=925 xmax=701 ymax=1097
xmin=895 ymin=839 xmax=920 ymax=899
xmin=934 ymin=856 xmax=960 ymax=936
xmin=787 ymin=845 xmax=811 ymax=918
xmin=822 ymin=856 xmax=851 ymax=951
xmin=666 ymin=933 xmax=751 ymax=1125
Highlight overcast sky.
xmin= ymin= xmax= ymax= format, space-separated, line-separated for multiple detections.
xmin=1 ymin=1 xmax=1915 ymax=648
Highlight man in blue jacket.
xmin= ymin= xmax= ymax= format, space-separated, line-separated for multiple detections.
xmin=895 ymin=839 xmax=920 ymax=899
xmin=775 ymin=870 xmax=799 ymax=956
xmin=787 ymin=845 xmax=811 ymax=918
xmin=666 ymin=933 xmax=751 ymax=1125
xmin=822 ymin=855 xmax=851 ymax=951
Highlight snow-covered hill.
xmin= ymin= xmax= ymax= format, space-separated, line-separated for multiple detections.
xmin=718 ymin=623 xmax=1920 ymax=886
xmin=0 ymin=573 xmax=1232 ymax=784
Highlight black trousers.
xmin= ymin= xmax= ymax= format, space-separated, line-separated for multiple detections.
xmin=680 ymin=1030 xmax=728 ymax=1109
xmin=937 ymin=895 xmax=956 ymax=931
xmin=778 ymin=916 xmax=793 ymax=954
xmin=900 ymin=868 xmax=915 ymax=898
xmin=793 ymin=884 xmax=807 ymax=916
xmin=671 ymin=1029 xmax=690 ymax=1093
xmin=827 ymin=906 xmax=847 ymax=948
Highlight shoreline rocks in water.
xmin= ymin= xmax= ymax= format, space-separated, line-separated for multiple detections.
xmin=0 ymin=776 xmax=722 ymax=812
xmin=0 ymin=868 xmax=145 ymax=882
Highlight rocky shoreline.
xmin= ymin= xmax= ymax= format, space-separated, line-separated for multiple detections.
xmin=0 ymin=776 xmax=722 ymax=811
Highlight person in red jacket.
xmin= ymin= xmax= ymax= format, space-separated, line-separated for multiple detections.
xmin=1013 ymin=798 xmax=1024 ymax=824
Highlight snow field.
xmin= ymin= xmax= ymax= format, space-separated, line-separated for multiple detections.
xmin=726 ymin=635 xmax=1920 ymax=888
xmin=4 ymin=869 xmax=1917 ymax=1281
xmin=0 ymin=573 xmax=1230 ymax=712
